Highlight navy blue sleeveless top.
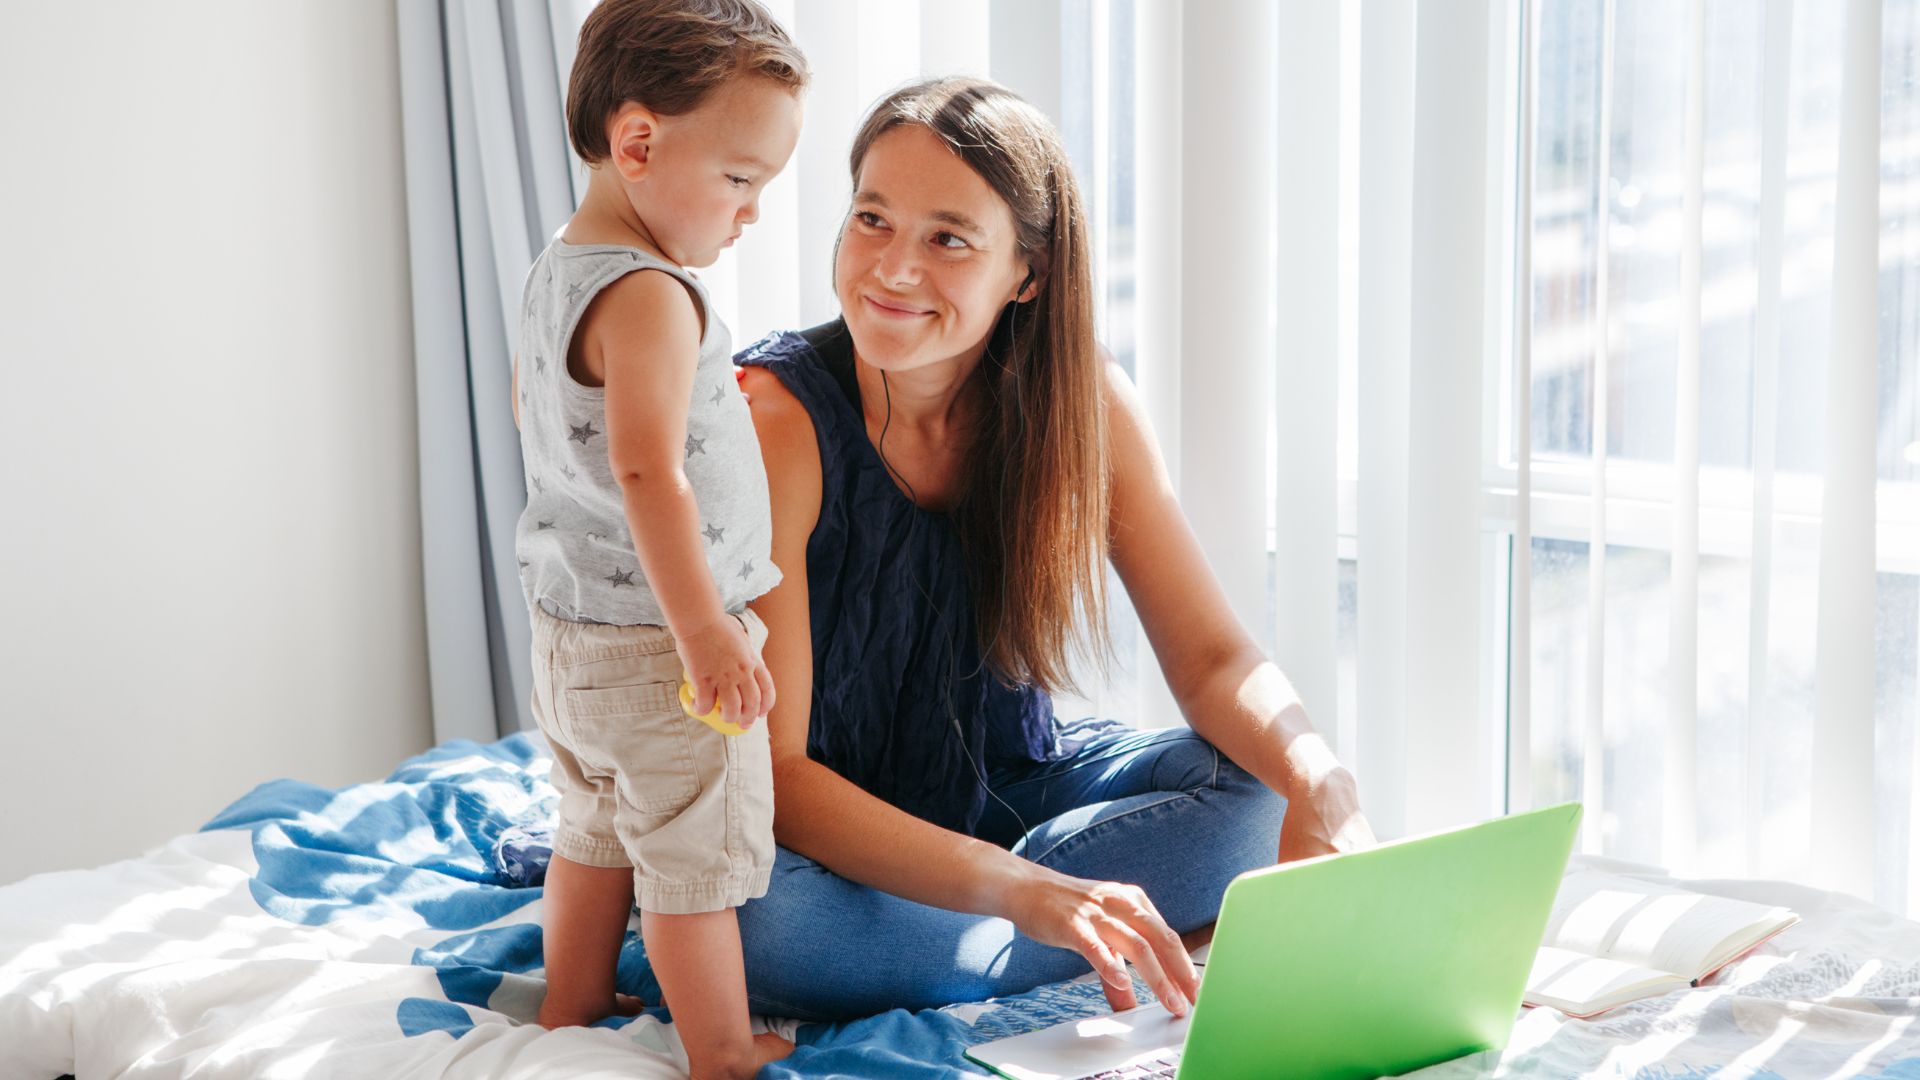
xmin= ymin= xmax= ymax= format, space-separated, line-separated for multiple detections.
xmin=736 ymin=321 xmax=1059 ymax=837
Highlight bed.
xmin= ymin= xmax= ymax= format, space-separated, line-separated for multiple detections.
xmin=4 ymin=734 xmax=1917 ymax=1079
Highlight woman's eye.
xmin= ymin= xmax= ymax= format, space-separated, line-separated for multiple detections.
xmin=933 ymin=232 xmax=970 ymax=250
xmin=854 ymin=211 xmax=887 ymax=229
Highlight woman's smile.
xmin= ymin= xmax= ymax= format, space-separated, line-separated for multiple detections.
xmin=862 ymin=293 xmax=932 ymax=319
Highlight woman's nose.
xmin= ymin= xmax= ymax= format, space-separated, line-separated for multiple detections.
xmin=874 ymin=234 xmax=919 ymax=287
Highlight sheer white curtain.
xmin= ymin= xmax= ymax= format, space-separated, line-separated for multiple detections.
xmin=1344 ymin=0 xmax=1915 ymax=912
xmin=398 ymin=0 xmax=582 ymax=742
xmin=519 ymin=0 xmax=1919 ymax=914
xmin=1496 ymin=0 xmax=1915 ymax=915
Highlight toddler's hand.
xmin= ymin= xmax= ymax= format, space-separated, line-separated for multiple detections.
xmin=674 ymin=617 xmax=774 ymax=732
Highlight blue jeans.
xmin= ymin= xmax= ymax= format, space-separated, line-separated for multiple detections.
xmin=719 ymin=720 xmax=1287 ymax=1021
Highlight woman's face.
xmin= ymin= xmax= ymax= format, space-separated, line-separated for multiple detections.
xmin=835 ymin=124 xmax=1034 ymax=376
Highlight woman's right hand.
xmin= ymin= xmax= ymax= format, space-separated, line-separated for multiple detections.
xmin=1005 ymin=866 xmax=1201 ymax=1017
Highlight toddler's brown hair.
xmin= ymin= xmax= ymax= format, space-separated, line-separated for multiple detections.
xmin=566 ymin=0 xmax=808 ymax=164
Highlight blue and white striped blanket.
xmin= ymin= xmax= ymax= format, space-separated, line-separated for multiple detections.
xmin=3 ymin=735 xmax=1917 ymax=1078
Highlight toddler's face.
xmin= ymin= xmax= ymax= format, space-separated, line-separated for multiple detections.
xmin=633 ymin=75 xmax=802 ymax=267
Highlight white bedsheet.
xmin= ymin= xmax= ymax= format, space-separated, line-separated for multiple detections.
xmin=0 ymin=829 xmax=719 ymax=1079
xmin=3 ymin=741 xmax=1916 ymax=1080
xmin=1401 ymin=856 xmax=1920 ymax=1079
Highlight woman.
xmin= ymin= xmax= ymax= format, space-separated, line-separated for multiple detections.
xmin=725 ymin=77 xmax=1374 ymax=1023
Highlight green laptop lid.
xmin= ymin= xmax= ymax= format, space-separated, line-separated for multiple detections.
xmin=1177 ymin=802 xmax=1581 ymax=1080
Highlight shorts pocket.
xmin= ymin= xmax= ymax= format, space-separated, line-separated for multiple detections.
xmin=559 ymin=681 xmax=698 ymax=814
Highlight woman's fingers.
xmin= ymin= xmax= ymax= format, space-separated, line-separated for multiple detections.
xmin=1125 ymin=892 xmax=1200 ymax=1003
xmin=1016 ymin=872 xmax=1201 ymax=1018
xmin=1098 ymin=916 xmax=1188 ymax=1018
xmin=1077 ymin=929 xmax=1137 ymax=1013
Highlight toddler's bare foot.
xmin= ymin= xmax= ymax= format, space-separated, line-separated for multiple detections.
xmin=537 ymin=992 xmax=648 ymax=1029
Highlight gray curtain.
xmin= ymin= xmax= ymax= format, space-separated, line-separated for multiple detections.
xmin=396 ymin=0 xmax=580 ymax=742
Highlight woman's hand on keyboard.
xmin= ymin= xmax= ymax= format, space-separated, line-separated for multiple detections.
xmin=1005 ymin=869 xmax=1200 ymax=1018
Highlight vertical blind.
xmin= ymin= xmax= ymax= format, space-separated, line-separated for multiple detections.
xmin=532 ymin=0 xmax=1920 ymax=914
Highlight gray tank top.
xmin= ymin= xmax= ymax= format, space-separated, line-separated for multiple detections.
xmin=514 ymin=238 xmax=780 ymax=625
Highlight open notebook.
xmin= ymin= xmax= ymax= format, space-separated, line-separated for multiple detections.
xmin=1524 ymin=869 xmax=1799 ymax=1019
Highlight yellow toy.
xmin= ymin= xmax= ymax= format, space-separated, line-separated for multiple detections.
xmin=679 ymin=670 xmax=751 ymax=736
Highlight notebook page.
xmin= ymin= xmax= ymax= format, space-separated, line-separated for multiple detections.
xmin=1544 ymin=870 xmax=1793 ymax=978
xmin=1525 ymin=946 xmax=1688 ymax=1015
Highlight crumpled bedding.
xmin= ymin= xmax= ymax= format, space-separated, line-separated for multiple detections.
xmin=2 ymin=734 xmax=1915 ymax=1079
xmin=1402 ymin=856 xmax=1920 ymax=1079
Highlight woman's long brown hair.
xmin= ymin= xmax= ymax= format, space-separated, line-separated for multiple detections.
xmin=848 ymin=78 xmax=1111 ymax=695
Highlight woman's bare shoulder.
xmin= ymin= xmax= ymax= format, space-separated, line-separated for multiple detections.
xmin=741 ymin=367 xmax=815 ymax=448
xmin=1096 ymin=352 xmax=1159 ymax=473
xmin=741 ymin=366 xmax=824 ymax=517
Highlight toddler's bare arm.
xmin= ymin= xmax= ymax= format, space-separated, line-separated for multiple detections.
xmin=587 ymin=271 xmax=769 ymax=727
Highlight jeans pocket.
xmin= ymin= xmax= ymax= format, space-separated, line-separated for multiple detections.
xmin=560 ymin=681 xmax=698 ymax=814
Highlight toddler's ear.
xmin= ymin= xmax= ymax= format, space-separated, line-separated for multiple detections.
xmin=607 ymin=103 xmax=658 ymax=182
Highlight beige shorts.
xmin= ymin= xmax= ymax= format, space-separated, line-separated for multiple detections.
xmin=528 ymin=603 xmax=774 ymax=915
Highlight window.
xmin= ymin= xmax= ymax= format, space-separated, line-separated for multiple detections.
xmin=1503 ymin=0 xmax=1920 ymax=907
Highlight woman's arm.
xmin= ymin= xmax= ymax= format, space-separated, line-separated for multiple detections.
xmin=741 ymin=366 xmax=1197 ymax=1015
xmin=1102 ymin=360 xmax=1375 ymax=862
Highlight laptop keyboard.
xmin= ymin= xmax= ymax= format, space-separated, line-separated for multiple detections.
xmin=1082 ymin=1052 xmax=1181 ymax=1079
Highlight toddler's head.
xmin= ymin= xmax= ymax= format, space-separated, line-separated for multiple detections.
xmin=567 ymin=0 xmax=808 ymax=266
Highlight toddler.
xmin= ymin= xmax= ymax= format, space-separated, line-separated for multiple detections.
xmin=511 ymin=1 xmax=804 ymax=1075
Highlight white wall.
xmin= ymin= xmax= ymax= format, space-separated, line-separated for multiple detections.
xmin=0 ymin=1 xmax=432 ymax=884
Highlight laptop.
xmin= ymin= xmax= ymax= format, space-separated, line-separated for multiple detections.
xmin=965 ymin=802 xmax=1582 ymax=1080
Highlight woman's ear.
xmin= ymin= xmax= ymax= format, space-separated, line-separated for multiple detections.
xmin=607 ymin=103 xmax=659 ymax=183
xmin=1015 ymin=265 xmax=1042 ymax=304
